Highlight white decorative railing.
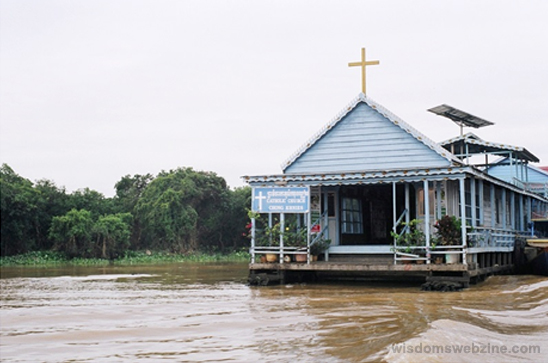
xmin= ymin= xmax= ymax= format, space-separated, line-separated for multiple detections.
xmin=467 ymin=227 xmax=515 ymax=249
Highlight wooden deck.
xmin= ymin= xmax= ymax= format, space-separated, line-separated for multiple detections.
xmin=249 ymin=261 xmax=469 ymax=273
xmin=249 ymin=251 xmax=516 ymax=286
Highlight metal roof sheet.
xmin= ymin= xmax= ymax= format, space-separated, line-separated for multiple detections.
xmin=245 ymin=166 xmax=468 ymax=186
xmin=242 ymin=166 xmax=548 ymax=202
xmin=440 ymin=133 xmax=539 ymax=162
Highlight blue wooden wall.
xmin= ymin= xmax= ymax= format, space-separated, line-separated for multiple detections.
xmin=284 ymin=102 xmax=451 ymax=174
xmin=488 ymin=162 xmax=548 ymax=184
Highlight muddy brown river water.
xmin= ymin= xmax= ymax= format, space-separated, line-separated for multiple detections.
xmin=1 ymin=263 xmax=547 ymax=362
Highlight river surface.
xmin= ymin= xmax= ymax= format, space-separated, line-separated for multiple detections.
xmin=1 ymin=263 xmax=547 ymax=363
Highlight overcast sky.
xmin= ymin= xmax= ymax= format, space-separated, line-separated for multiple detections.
xmin=1 ymin=0 xmax=547 ymax=197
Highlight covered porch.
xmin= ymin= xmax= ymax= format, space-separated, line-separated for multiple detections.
xmin=248 ymin=167 xmax=467 ymax=266
xmin=246 ymin=164 xmax=544 ymax=270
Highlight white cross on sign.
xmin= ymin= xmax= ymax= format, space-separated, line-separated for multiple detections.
xmin=254 ymin=191 xmax=267 ymax=210
xmin=252 ymin=187 xmax=310 ymax=213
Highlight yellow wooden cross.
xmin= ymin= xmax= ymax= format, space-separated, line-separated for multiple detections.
xmin=348 ymin=48 xmax=379 ymax=95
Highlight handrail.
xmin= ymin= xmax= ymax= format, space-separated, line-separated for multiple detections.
xmin=392 ymin=209 xmax=408 ymax=264
xmin=310 ymin=211 xmax=328 ymax=247
xmin=393 ymin=209 xmax=408 ymax=230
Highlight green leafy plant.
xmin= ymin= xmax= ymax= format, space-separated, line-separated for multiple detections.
xmin=434 ymin=215 xmax=462 ymax=246
xmin=310 ymin=238 xmax=331 ymax=255
xmin=390 ymin=219 xmax=426 ymax=253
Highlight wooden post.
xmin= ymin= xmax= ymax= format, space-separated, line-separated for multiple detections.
xmin=307 ymin=209 xmax=311 ymax=264
xmin=502 ymin=189 xmax=507 ymax=230
xmin=436 ymin=181 xmax=442 ymax=220
xmin=280 ymin=213 xmax=284 ymax=263
xmin=251 ymin=217 xmax=256 ymax=264
xmin=392 ymin=181 xmax=397 ymax=235
xmin=424 ymin=180 xmax=430 ymax=250
xmin=490 ymin=184 xmax=496 ymax=228
xmin=478 ymin=180 xmax=484 ymax=226
xmin=471 ymin=177 xmax=476 ymax=228
xmin=405 ymin=184 xmax=410 ymax=224
xmin=423 ymin=180 xmax=431 ymax=265
xmin=518 ymin=194 xmax=524 ymax=232
xmin=460 ymin=178 xmax=467 ymax=265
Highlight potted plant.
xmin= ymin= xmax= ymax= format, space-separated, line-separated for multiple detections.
xmin=434 ymin=215 xmax=462 ymax=264
xmin=310 ymin=238 xmax=331 ymax=261
xmin=390 ymin=219 xmax=426 ymax=263
xmin=280 ymin=224 xmax=307 ymax=262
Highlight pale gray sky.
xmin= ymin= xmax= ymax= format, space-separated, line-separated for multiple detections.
xmin=1 ymin=0 xmax=547 ymax=196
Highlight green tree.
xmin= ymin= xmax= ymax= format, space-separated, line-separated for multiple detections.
xmin=136 ymin=180 xmax=199 ymax=252
xmin=181 ymin=169 xmax=231 ymax=251
xmin=33 ymin=179 xmax=71 ymax=251
xmin=0 ymin=164 xmax=38 ymax=255
xmin=94 ymin=213 xmax=132 ymax=259
xmin=114 ymin=174 xmax=153 ymax=249
xmin=224 ymin=186 xmax=252 ymax=250
xmin=49 ymin=209 xmax=94 ymax=258
xmin=135 ymin=168 xmax=251 ymax=253
xmin=114 ymin=174 xmax=153 ymax=213
xmin=68 ymin=188 xmax=114 ymax=218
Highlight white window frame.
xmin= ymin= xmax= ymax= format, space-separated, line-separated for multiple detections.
xmin=341 ymin=197 xmax=363 ymax=234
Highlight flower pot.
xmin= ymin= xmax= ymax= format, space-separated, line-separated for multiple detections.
xmin=265 ymin=254 xmax=278 ymax=263
xmin=295 ymin=254 xmax=307 ymax=263
xmin=433 ymin=256 xmax=443 ymax=264
xmin=445 ymin=253 xmax=459 ymax=264
xmin=259 ymin=255 xmax=267 ymax=263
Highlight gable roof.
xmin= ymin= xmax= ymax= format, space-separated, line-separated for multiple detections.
xmin=440 ymin=133 xmax=539 ymax=163
xmin=282 ymin=93 xmax=462 ymax=174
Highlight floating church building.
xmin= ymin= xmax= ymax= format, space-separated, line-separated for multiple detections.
xmin=243 ymin=49 xmax=548 ymax=286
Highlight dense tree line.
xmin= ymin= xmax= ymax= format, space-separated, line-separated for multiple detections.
xmin=0 ymin=164 xmax=251 ymax=258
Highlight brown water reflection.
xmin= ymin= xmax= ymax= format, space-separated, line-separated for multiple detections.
xmin=1 ymin=264 xmax=547 ymax=362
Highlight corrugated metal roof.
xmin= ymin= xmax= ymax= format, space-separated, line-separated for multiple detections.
xmin=281 ymin=93 xmax=463 ymax=172
xmin=242 ymin=166 xmax=548 ymax=202
xmin=440 ymin=133 xmax=539 ymax=163
xmin=245 ymin=166 xmax=468 ymax=186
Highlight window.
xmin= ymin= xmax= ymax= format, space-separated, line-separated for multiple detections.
xmin=342 ymin=197 xmax=363 ymax=234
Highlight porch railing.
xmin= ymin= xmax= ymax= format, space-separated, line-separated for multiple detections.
xmin=392 ymin=209 xmax=430 ymax=264
xmin=251 ymin=211 xmax=328 ymax=264
xmin=467 ymin=227 xmax=515 ymax=250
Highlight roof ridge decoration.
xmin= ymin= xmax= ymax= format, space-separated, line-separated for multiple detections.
xmin=440 ymin=132 xmax=483 ymax=145
xmin=281 ymin=93 xmax=462 ymax=171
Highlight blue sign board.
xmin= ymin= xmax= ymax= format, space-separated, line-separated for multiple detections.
xmin=252 ymin=187 xmax=310 ymax=213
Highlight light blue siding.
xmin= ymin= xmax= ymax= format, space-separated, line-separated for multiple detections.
xmin=487 ymin=165 xmax=518 ymax=183
xmin=285 ymin=102 xmax=451 ymax=174
xmin=528 ymin=168 xmax=548 ymax=183
xmin=488 ymin=164 xmax=548 ymax=184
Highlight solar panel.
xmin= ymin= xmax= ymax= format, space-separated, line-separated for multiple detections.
xmin=428 ymin=104 xmax=494 ymax=128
